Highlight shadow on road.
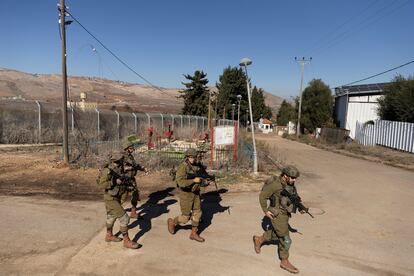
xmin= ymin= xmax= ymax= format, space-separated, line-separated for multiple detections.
xmin=198 ymin=188 xmax=230 ymax=234
xmin=128 ymin=187 xmax=177 ymax=242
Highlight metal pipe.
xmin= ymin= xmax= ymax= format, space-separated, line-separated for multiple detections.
xmin=160 ymin=113 xmax=164 ymax=132
xmin=132 ymin=113 xmax=137 ymax=133
xmin=242 ymin=65 xmax=258 ymax=174
xmin=35 ymin=101 xmax=41 ymax=143
xmin=146 ymin=113 xmax=151 ymax=128
xmin=95 ymin=108 xmax=100 ymax=140
xmin=115 ymin=110 xmax=120 ymax=140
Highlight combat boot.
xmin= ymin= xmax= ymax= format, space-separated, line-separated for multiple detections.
xmin=280 ymin=259 xmax=299 ymax=274
xmin=167 ymin=218 xmax=176 ymax=235
xmin=129 ymin=206 xmax=139 ymax=219
xmin=105 ymin=227 xmax=122 ymax=242
xmin=122 ymin=233 xmax=140 ymax=249
xmin=189 ymin=227 xmax=205 ymax=242
xmin=253 ymin=234 xmax=265 ymax=254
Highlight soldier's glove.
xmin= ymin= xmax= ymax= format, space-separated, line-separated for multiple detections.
xmin=191 ymin=184 xmax=201 ymax=192
xmin=200 ymin=179 xmax=209 ymax=187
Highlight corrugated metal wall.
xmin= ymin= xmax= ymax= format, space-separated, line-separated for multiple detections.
xmin=355 ymin=120 xmax=414 ymax=153
xmin=346 ymin=95 xmax=380 ymax=138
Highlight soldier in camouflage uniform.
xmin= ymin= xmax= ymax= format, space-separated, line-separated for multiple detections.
xmin=167 ymin=148 xmax=206 ymax=242
xmin=98 ymin=152 xmax=140 ymax=249
xmin=121 ymin=135 xmax=148 ymax=219
xmin=253 ymin=165 xmax=305 ymax=274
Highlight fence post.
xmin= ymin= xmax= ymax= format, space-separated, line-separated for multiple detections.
xmin=146 ymin=113 xmax=151 ymax=128
xmin=35 ymin=101 xmax=41 ymax=144
xmin=187 ymin=115 xmax=191 ymax=128
xmin=115 ymin=110 xmax=120 ymax=140
xmin=160 ymin=113 xmax=164 ymax=132
xmin=132 ymin=113 xmax=137 ymax=133
xmin=202 ymin=117 xmax=205 ymax=133
xmin=95 ymin=108 xmax=100 ymax=140
xmin=180 ymin=115 xmax=183 ymax=129
xmin=195 ymin=116 xmax=198 ymax=132
xmin=71 ymin=106 xmax=74 ymax=134
xmin=171 ymin=114 xmax=174 ymax=130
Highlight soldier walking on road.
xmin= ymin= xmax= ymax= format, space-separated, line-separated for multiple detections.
xmin=121 ymin=135 xmax=148 ymax=219
xmin=167 ymin=148 xmax=206 ymax=242
xmin=97 ymin=152 xmax=140 ymax=249
xmin=253 ymin=165 xmax=308 ymax=274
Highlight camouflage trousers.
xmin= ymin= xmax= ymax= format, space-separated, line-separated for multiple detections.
xmin=173 ymin=190 xmax=202 ymax=227
xmin=263 ymin=212 xmax=290 ymax=260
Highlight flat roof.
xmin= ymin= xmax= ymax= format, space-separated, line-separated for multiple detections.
xmin=334 ymin=82 xmax=389 ymax=97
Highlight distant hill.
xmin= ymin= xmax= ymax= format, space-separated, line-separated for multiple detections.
xmin=0 ymin=68 xmax=284 ymax=115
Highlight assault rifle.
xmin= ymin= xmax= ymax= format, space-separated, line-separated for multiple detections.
xmin=280 ymin=189 xmax=314 ymax=218
xmin=108 ymin=168 xmax=134 ymax=187
xmin=188 ymin=172 xmax=218 ymax=192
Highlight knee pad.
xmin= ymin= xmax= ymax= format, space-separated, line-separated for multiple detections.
xmin=282 ymin=235 xmax=292 ymax=250
xmin=119 ymin=213 xmax=130 ymax=228
xmin=191 ymin=210 xmax=202 ymax=223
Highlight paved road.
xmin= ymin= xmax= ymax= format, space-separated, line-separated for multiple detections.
xmin=1 ymin=135 xmax=413 ymax=275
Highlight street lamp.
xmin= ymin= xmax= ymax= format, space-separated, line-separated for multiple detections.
xmin=236 ymin=94 xmax=242 ymax=130
xmin=239 ymin=57 xmax=258 ymax=175
xmin=231 ymin=103 xmax=236 ymax=122
xmin=295 ymin=56 xmax=312 ymax=137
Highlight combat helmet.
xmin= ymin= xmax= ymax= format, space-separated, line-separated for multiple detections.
xmin=281 ymin=165 xmax=300 ymax=178
xmin=122 ymin=134 xmax=140 ymax=150
xmin=109 ymin=152 xmax=124 ymax=163
xmin=185 ymin=148 xmax=198 ymax=157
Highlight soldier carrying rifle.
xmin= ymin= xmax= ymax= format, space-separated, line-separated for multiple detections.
xmin=167 ymin=148 xmax=210 ymax=242
xmin=97 ymin=152 xmax=140 ymax=249
xmin=252 ymin=165 xmax=312 ymax=274
xmin=121 ymin=135 xmax=148 ymax=219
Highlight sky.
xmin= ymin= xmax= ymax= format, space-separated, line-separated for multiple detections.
xmin=1 ymin=0 xmax=413 ymax=99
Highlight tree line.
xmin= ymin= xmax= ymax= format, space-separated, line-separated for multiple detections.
xmin=179 ymin=68 xmax=414 ymax=133
xmin=179 ymin=67 xmax=272 ymax=124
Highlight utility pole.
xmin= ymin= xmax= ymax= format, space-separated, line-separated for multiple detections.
xmin=59 ymin=0 xmax=69 ymax=164
xmin=207 ymin=90 xmax=212 ymax=130
xmin=295 ymin=56 xmax=312 ymax=137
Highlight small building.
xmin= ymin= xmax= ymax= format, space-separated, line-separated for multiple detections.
xmin=258 ymin=118 xmax=273 ymax=134
xmin=334 ymin=83 xmax=388 ymax=139
xmin=68 ymin=92 xmax=97 ymax=110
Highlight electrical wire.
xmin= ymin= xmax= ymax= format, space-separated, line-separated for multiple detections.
xmin=65 ymin=10 xmax=171 ymax=97
xmin=336 ymin=60 xmax=414 ymax=87
xmin=311 ymin=0 xmax=409 ymax=57
xmin=303 ymin=0 xmax=379 ymax=56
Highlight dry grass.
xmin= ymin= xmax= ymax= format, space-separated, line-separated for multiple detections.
xmin=283 ymin=134 xmax=414 ymax=171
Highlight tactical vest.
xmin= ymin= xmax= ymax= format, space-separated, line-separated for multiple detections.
xmin=176 ymin=162 xmax=199 ymax=190
xmin=270 ymin=182 xmax=298 ymax=214
xmin=102 ymin=165 xmax=127 ymax=198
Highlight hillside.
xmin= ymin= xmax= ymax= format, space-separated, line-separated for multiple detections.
xmin=0 ymin=68 xmax=283 ymax=115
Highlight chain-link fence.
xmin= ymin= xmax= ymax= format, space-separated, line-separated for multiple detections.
xmin=0 ymin=100 xmax=216 ymax=144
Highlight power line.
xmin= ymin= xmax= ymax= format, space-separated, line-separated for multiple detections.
xmin=65 ymin=10 xmax=171 ymax=97
xmin=303 ymin=0 xmax=379 ymax=56
xmin=310 ymin=0 xmax=407 ymax=57
xmin=311 ymin=0 xmax=409 ymax=57
xmin=337 ymin=60 xmax=414 ymax=87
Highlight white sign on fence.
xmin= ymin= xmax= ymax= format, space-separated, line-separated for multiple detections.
xmin=214 ymin=126 xmax=235 ymax=146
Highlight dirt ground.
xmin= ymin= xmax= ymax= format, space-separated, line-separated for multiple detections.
xmin=0 ymin=147 xmax=175 ymax=200
xmin=1 ymin=136 xmax=414 ymax=275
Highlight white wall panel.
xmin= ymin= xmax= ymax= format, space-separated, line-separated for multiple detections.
xmin=346 ymin=102 xmax=379 ymax=138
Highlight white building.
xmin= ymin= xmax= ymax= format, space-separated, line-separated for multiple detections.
xmin=334 ymin=83 xmax=388 ymax=139
xmin=258 ymin=118 xmax=273 ymax=134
